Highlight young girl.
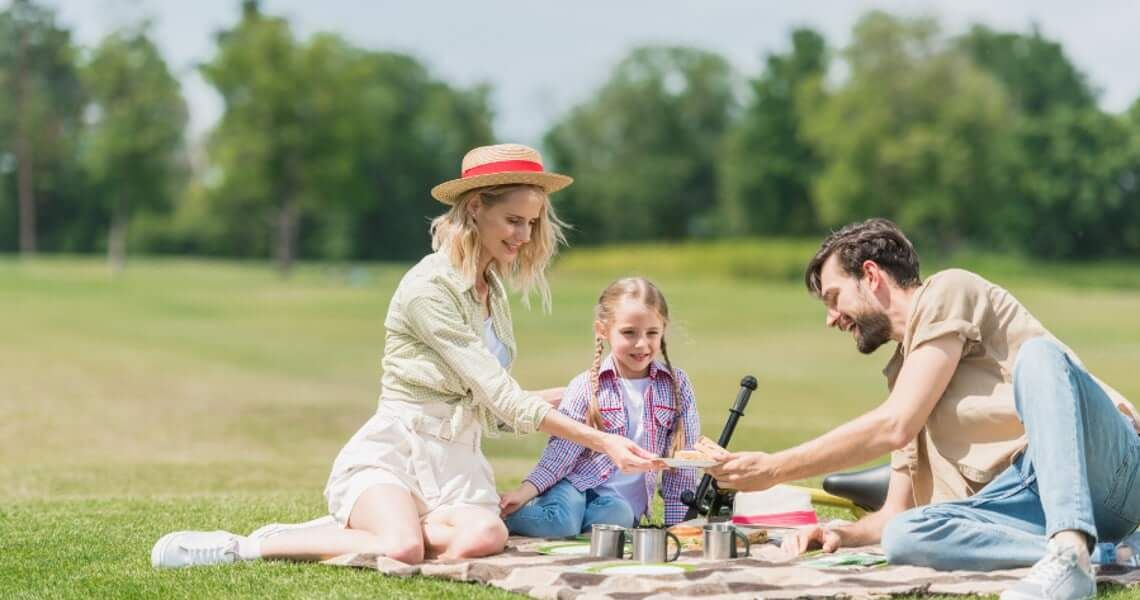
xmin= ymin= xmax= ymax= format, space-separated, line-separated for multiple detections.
xmin=499 ymin=277 xmax=701 ymax=536
xmin=151 ymin=144 xmax=658 ymax=568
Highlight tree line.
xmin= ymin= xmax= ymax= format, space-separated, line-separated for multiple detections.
xmin=2 ymin=0 xmax=1138 ymax=275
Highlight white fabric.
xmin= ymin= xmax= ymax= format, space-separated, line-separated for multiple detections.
xmin=324 ymin=400 xmax=500 ymax=526
xmin=598 ymin=376 xmax=650 ymax=517
xmin=482 ymin=317 xmax=510 ymax=368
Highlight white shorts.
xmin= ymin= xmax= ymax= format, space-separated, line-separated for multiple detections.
xmin=324 ymin=401 xmax=500 ymax=527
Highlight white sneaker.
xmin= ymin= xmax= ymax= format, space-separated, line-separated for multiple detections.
xmin=1001 ymin=540 xmax=1097 ymax=600
xmin=248 ymin=515 xmax=337 ymax=541
xmin=151 ymin=530 xmax=242 ymax=569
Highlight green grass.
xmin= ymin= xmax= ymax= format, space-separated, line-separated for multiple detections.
xmin=3 ymin=242 xmax=1140 ymax=598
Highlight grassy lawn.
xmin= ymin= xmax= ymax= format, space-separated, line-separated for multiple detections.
xmin=3 ymin=243 xmax=1139 ymax=598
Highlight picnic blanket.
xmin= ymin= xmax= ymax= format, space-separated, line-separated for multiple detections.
xmin=322 ymin=535 xmax=1140 ymax=599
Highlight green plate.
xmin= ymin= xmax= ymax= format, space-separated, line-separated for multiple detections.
xmin=582 ymin=562 xmax=697 ymax=575
xmin=536 ymin=541 xmax=592 ymax=556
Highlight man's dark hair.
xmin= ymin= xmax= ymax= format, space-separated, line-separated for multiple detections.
xmin=805 ymin=218 xmax=922 ymax=296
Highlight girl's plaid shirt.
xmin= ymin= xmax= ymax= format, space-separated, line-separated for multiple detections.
xmin=523 ymin=355 xmax=701 ymax=525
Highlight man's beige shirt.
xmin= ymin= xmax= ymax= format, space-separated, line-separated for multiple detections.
xmin=885 ymin=269 xmax=1139 ymax=506
xmin=379 ymin=251 xmax=550 ymax=438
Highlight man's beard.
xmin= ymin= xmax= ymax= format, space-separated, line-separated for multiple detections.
xmin=852 ymin=309 xmax=892 ymax=354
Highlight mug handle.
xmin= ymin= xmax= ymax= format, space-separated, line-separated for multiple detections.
xmin=733 ymin=529 xmax=751 ymax=557
xmin=623 ymin=530 xmax=632 ymax=559
xmin=666 ymin=531 xmax=682 ymax=563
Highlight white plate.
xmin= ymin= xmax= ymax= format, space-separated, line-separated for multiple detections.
xmin=585 ymin=563 xmax=695 ymax=575
xmin=660 ymin=457 xmax=716 ymax=468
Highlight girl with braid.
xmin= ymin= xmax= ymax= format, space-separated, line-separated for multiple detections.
xmin=500 ymin=278 xmax=702 ymax=536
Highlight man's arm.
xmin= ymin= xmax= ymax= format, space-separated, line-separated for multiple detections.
xmin=710 ymin=334 xmax=963 ymax=490
xmin=783 ymin=466 xmax=914 ymax=554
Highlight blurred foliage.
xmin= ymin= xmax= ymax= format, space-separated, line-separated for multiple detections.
xmin=1 ymin=1 xmax=1138 ymax=269
xmin=544 ymin=46 xmax=736 ymax=244
xmin=719 ymin=28 xmax=827 ymax=237
xmin=82 ymin=22 xmax=188 ymax=272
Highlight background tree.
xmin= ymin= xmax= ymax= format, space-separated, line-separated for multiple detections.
xmin=544 ymin=46 xmax=736 ymax=244
xmin=0 ymin=0 xmax=84 ymax=255
xmin=800 ymin=11 xmax=1016 ymax=249
xmin=199 ymin=1 xmax=493 ymax=269
xmin=957 ymin=24 xmax=1094 ymax=117
xmin=719 ymin=28 xmax=827 ymax=236
xmin=200 ymin=0 xmax=315 ymax=275
xmin=82 ymin=24 xmax=188 ymax=273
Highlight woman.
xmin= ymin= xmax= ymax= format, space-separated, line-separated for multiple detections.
xmin=151 ymin=143 xmax=659 ymax=568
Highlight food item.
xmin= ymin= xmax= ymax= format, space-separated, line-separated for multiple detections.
xmin=694 ymin=435 xmax=729 ymax=459
xmin=744 ymin=528 xmax=768 ymax=544
xmin=669 ymin=525 xmax=702 ymax=539
xmin=671 ymin=436 xmax=729 ymax=462
xmin=673 ymin=450 xmax=706 ymax=461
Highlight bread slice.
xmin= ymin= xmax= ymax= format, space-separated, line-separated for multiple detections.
xmin=673 ymin=449 xmax=707 ymax=461
xmin=694 ymin=435 xmax=728 ymax=458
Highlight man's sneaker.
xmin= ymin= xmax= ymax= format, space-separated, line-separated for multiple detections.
xmin=151 ymin=530 xmax=242 ymax=569
xmin=1117 ymin=531 xmax=1140 ymax=568
xmin=1001 ymin=540 xmax=1097 ymax=600
xmin=248 ymin=515 xmax=337 ymax=541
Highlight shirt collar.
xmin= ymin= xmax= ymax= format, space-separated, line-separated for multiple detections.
xmin=598 ymin=354 xmax=675 ymax=381
xmin=431 ymin=250 xmax=506 ymax=300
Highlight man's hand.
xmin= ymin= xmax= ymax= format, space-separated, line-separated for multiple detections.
xmin=499 ymin=481 xmax=540 ymax=517
xmin=781 ymin=525 xmax=843 ymax=556
xmin=707 ymin=451 xmax=779 ymax=491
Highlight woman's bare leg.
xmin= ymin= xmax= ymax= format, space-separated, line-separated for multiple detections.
xmin=259 ymin=484 xmax=425 ymax=563
xmin=422 ymin=505 xmax=508 ymax=560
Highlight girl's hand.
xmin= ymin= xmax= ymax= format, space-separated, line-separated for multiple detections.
xmin=601 ymin=434 xmax=661 ymax=473
xmin=499 ymin=481 xmax=539 ymax=517
xmin=534 ymin=387 xmax=566 ymax=409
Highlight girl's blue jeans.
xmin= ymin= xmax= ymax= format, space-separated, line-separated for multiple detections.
xmin=504 ymin=479 xmax=636 ymax=538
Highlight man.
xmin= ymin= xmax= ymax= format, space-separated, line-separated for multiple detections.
xmin=709 ymin=218 xmax=1140 ymax=600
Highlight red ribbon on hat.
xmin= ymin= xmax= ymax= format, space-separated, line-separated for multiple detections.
xmin=462 ymin=160 xmax=544 ymax=178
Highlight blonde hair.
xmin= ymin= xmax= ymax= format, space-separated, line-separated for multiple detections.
xmin=585 ymin=277 xmax=687 ymax=455
xmin=429 ymin=184 xmax=567 ymax=312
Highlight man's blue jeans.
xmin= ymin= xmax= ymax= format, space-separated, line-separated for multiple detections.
xmin=882 ymin=338 xmax=1140 ymax=570
xmin=504 ymin=479 xmax=636 ymax=538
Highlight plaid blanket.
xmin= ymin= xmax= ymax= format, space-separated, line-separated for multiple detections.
xmin=322 ymin=536 xmax=1140 ymax=599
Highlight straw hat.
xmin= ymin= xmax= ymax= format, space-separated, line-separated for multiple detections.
xmin=430 ymin=143 xmax=573 ymax=204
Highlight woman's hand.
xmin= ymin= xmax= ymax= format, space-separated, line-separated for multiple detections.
xmin=499 ymin=481 xmax=539 ymax=517
xmin=781 ymin=525 xmax=843 ymax=556
xmin=601 ymin=433 xmax=662 ymax=473
xmin=534 ymin=387 xmax=566 ymax=409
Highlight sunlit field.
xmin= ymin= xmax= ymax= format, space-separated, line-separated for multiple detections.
xmin=4 ymin=242 xmax=1139 ymax=598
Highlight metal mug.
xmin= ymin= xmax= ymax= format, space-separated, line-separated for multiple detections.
xmin=629 ymin=527 xmax=682 ymax=563
xmin=588 ymin=524 xmax=628 ymax=559
xmin=701 ymin=522 xmax=751 ymax=560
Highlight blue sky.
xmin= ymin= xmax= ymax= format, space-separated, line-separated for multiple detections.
xmin=35 ymin=0 xmax=1140 ymax=145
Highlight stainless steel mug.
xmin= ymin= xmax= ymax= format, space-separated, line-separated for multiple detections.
xmin=629 ymin=527 xmax=682 ymax=563
xmin=589 ymin=524 xmax=628 ymax=559
xmin=701 ymin=522 xmax=751 ymax=560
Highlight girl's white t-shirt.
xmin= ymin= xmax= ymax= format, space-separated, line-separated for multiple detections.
xmin=482 ymin=317 xmax=510 ymax=368
xmin=597 ymin=376 xmax=651 ymax=518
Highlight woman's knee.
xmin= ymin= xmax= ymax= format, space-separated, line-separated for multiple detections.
xmin=450 ymin=517 xmax=508 ymax=559
xmin=384 ymin=538 xmax=426 ymax=564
